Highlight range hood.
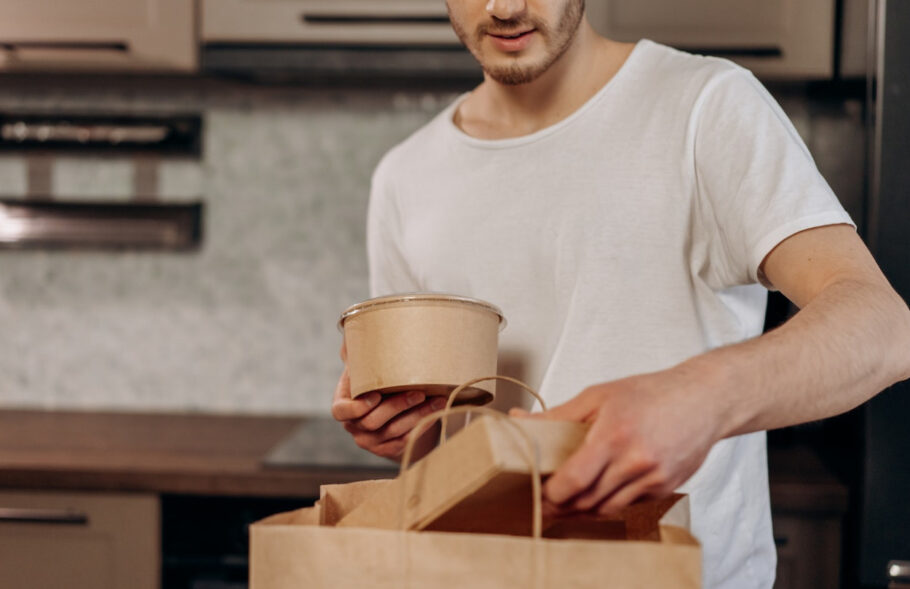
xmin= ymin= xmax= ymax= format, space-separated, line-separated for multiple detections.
xmin=200 ymin=0 xmax=481 ymax=80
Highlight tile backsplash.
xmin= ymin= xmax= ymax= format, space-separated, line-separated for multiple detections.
xmin=0 ymin=78 xmax=456 ymax=414
xmin=0 ymin=76 xmax=864 ymax=415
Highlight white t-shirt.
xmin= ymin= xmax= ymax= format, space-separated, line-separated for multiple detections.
xmin=366 ymin=39 xmax=853 ymax=589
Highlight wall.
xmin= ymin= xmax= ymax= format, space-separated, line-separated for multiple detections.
xmin=0 ymin=75 xmax=865 ymax=415
xmin=0 ymin=77 xmax=458 ymax=414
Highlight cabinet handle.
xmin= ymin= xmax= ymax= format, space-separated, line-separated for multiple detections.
xmin=0 ymin=507 xmax=89 ymax=525
xmin=302 ymin=13 xmax=451 ymax=25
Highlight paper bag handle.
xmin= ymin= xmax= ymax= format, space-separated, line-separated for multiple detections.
xmin=440 ymin=375 xmax=549 ymax=445
xmin=399 ymin=404 xmax=544 ymax=539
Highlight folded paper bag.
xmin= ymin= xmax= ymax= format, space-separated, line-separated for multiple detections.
xmin=337 ymin=376 xmax=585 ymax=535
xmin=337 ymin=413 xmax=589 ymax=535
xmin=334 ymin=410 xmax=690 ymax=540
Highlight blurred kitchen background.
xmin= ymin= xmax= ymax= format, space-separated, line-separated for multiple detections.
xmin=0 ymin=0 xmax=908 ymax=588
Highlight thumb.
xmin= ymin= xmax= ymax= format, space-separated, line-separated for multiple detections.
xmin=534 ymin=394 xmax=594 ymax=422
xmin=508 ymin=407 xmax=531 ymax=418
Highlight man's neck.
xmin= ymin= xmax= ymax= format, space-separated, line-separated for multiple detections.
xmin=455 ymin=25 xmax=633 ymax=140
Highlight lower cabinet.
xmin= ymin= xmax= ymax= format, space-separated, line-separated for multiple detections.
xmin=161 ymin=494 xmax=312 ymax=589
xmin=772 ymin=512 xmax=843 ymax=589
xmin=0 ymin=490 xmax=159 ymax=589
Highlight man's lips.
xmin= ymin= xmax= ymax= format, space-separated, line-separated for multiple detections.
xmin=486 ymin=29 xmax=536 ymax=52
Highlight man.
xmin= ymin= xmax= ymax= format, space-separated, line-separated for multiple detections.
xmin=331 ymin=1 xmax=910 ymax=587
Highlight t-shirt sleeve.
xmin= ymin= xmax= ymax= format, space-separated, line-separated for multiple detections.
xmin=366 ymin=154 xmax=420 ymax=297
xmin=692 ymin=67 xmax=855 ymax=289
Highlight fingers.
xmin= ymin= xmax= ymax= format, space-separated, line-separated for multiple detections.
xmin=543 ymin=438 xmax=610 ymax=505
xmin=355 ymin=391 xmax=433 ymax=431
xmin=345 ymin=398 xmax=448 ymax=455
xmin=595 ymin=468 xmax=669 ymax=515
xmin=375 ymin=397 xmax=448 ymax=439
xmin=567 ymin=450 xmax=657 ymax=512
xmin=331 ymin=369 xmax=382 ymax=421
xmin=525 ymin=388 xmax=599 ymax=422
xmin=332 ymin=367 xmax=351 ymax=403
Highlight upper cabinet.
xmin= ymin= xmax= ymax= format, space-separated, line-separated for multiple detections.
xmin=0 ymin=0 xmax=862 ymax=80
xmin=202 ymin=0 xmax=457 ymax=46
xmin=587 ymin=0 xmax=837 ymax=79
xmin=0 ymin=0 xmax=196 ymax=72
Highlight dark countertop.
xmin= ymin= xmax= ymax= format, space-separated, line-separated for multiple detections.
xmin=0 ymin=410 xmax=396 ymax=498
xmin=0 ymin=410 xmax=847 ymax=511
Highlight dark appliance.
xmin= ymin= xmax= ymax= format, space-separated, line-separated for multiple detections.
xmin=860 ymin=0 xmax=910 ymax=586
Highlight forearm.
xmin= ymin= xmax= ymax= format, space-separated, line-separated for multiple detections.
xmin=685 ymin=277 xmax=910 ymax=438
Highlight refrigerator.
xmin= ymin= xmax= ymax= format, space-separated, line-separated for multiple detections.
xmin=861 ymin=0 xmax=910 ymax=586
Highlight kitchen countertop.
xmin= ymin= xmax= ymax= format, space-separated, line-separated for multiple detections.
xmin=0 ymin=410 xmax=847 ymax=511
xmin=0 ymin=410 xmax=396 ymax=498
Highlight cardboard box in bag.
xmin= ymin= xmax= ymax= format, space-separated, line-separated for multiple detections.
xmin=249 ymin=416 xmax=702 ymax=588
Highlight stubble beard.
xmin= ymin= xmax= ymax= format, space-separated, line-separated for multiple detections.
xmin=449 ymin=0 xmax=586 ymax=85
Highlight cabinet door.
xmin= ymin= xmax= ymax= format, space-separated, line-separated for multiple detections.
xmin=0 ymin=491 xmax=160 ymax=589
xmin=772 ymin=513 xmax=842 ymax=589
xmin=0 ymin=0 xmax=195 ymax=72
xmin=202 ymin=0 xmax=458 ymax=45
xmin=587 ymin=0 xmax=835 ymax=79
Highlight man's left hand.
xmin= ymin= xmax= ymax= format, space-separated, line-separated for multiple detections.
xmin=512 ymin=366 xmax=724 ymax=515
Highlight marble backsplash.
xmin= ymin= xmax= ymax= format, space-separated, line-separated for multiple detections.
xmin=0 ymin=78 xmax=458 ymax=414
xmin=0 ymin=76 xmax=864 ymax=415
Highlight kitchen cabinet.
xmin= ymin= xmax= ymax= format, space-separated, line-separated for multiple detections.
xmin=587 ymin=0 xmax=836 ymax=79
xmin=840 ymin=0 xmax=870 ymax=78
xmin=768 ymin=446 xmax=849 ymax=589
xmin=772 ymin=512 xmax=843 ymax=589
xmin=202 ymin=0 xmax=456 ymax=46
xmin=0 ymin=0 xmax=196 ymax=72
xmin=0 ymin=411 xmax=396 ymax=589
xmin=0 ymin=490 xmax=159 ymax=589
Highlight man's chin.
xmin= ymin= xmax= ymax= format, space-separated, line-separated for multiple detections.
xmin=483 ymin=62 xmax=547 ymax=85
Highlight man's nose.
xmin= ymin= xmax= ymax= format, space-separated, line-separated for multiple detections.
xmin=485 ymin=0 xmax=528 ymax=20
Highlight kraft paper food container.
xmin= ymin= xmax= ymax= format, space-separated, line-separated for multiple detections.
xmin=338 ymin=293 xmax=505 ymax=405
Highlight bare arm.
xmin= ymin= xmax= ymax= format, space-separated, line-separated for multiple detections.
xmin=704 ymin=224 xmax=910 ymax=436
xmin=524 ymin=224 xmax=910 ymax=514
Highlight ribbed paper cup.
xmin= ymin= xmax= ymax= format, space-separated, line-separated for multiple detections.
xmin=338 ymin=293 xmax=505 ymax=405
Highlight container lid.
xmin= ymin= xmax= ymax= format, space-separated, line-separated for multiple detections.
xmin=338 ymin=292 xmax=506 ymax=331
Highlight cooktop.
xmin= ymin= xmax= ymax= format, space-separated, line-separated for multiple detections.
xmin=261 ymin=416 xmax=397 ymax=471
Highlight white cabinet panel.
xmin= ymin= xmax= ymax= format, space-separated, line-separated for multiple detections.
xmin=203 ymin=0 xmax=459 ymax=45
xmin=0 ymin=0 xmax=196 ymax=72
xmin=840 ymin=0 xmax=870 ymax=78
xmin=588 ymin=0 xmax=836 ymax=79
xmin=0 ymin=491 xmax=160 ymax=589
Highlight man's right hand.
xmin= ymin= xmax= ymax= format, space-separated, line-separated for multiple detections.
xmin=332 ymin=365 xmax=447 ymax=461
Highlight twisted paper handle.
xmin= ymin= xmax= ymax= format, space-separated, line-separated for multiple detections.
xmin=441 ymin=375 xmax=549 ymax=445
xmin=398 ymin=375 xmax=548 ymax=539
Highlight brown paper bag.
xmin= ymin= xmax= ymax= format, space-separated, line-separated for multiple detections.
xmin=250 ymin=479 xmax=701 ymax=589
xmin=251 ymin=402 xmax=700 ymax=588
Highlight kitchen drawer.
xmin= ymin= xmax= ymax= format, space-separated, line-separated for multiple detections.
xmin=203 ymin=0 xmax=457 ymax=45
xmin=0 ymin=490 xmax=159 ymax=589
xmin=587 ymin=0 xmax=836 ymax=79
xmin=0 ymin=0 xmax=196 ymax=72
xmin=772 ymin=512 xmax=842 ymax=589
